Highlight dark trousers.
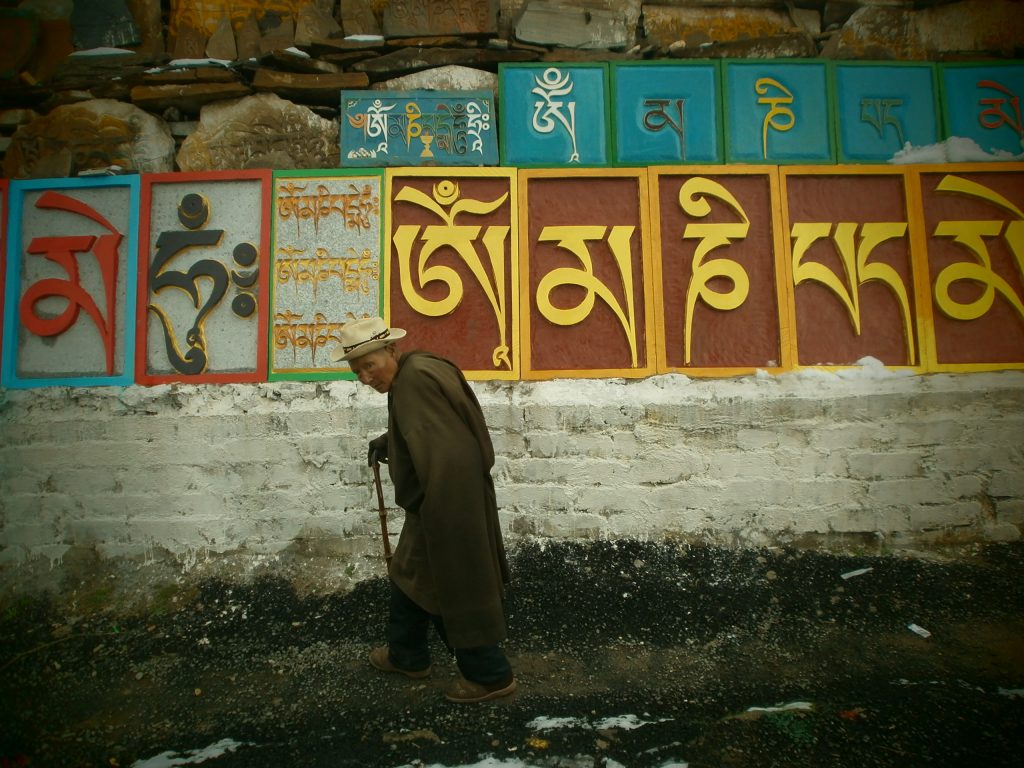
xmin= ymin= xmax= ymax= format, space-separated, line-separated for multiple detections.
xmin=387 ymin=581 xmax=512 ymax=685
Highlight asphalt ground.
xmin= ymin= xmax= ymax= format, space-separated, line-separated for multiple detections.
xmin=2 ymin=539 xmax=1023 ymax=767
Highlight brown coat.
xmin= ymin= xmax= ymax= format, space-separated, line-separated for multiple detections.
xmin=385 ymin=351 xmax=510 ymax=648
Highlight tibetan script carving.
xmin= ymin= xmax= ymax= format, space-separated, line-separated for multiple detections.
xmin=19 ymin=191 xmax=122 ymax=375
xmin=392 ymin=178 xmax=512 ymax=370
xmin=679 ymin=178 xmax=751 ymax=365
xmin=341 ymin=90 xmax=497 ymax=166
xmin=932 ymin=174 xmax=1024 ymax=324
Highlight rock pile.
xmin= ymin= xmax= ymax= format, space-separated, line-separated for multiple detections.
xmin=0 ymin=0 xmax=1020 ymax=176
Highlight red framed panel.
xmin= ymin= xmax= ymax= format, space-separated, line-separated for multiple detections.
xmin=519 ymin=169 xmax=656 ymax=379
xmin=781 ymin=166 xmax=925 ymax=371
xmin=136 ymin=170 xmax=272 ymax=385
xmin=909 ymin=163 xmax=1024 ymax=372
xmin=650 ymin=166 xmax=791 ymax=376
xmin=385 ymin=168 xmax=519 ymax=381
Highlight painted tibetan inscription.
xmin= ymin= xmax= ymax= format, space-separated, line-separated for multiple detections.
xmin=500 ymin=64 xmax=610 ymax=166
xmin=725 ymin=61 xmax=834 ymax=164
xmin=783 ymin=169 xmax=921 ymax=369
xmin=612 ymin=63 xmax=723 ymax=164
xmin=941 ymin=64 xmax=1024 ymax=156
xmin=1 ymin=177 xmax=139 ymax=388
xmin=521 ymin=170 xmax=654 ymax=379
xmin=916 ymin=165 xmax=1024 ymax=371
xmin=271 ymin=171 xmax=383 ymax=379
xmin=137 ymin=171 xmax=271 ymax=384
xmin=340 ymin=90 xmax=497 ymax=167
xmin=386 ymin=169 xmax=519 ymax=380
xmin=835 ymin=64 xmax=939 ymax=163
xmin=651 ymin=168 xmax=788 ymax=374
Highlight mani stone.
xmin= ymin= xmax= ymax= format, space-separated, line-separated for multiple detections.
xmin=642 ymin=5 xmax=799 ymax=50
xmin=372 ymin=65 xmax=498 ymax=93
xmin=916 ymin=0 xmax=1024 ymax=58
xmin=515 ymin=1 xmax=631 ymax=50
xmin=294 ymin=3 xmax=342 ymax=46
xmin=339 ymin=0 xmax=381 ymax=36
xmin=176 ymin=92 xmax=340 ymax=171
xmin=205 ymin=16 xmax=237 ymax=61
xmin=821 ymin=6 xmax=925 ymax=59
xmin=383 ymin=0 xmax=499 ymax=37
xmin=3 ymin=98 xmax=175 ymax=178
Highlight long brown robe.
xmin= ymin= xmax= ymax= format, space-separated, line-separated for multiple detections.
xmin=385 ymin=351 xmax=510 ymax=648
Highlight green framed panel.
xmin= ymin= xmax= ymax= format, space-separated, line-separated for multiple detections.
xmin=940 ymin=62 xmax=1024 ymax=156
xmin=269 ymin=169 xmax=385 ymax=381
xmin=723 ymin=59 xmax=836 ymax=164
xmin=499 ymin=62 xmax=612 ymax=167
xmin=610 ymin=60 xmax=724 ymax=165
xmin=832 ymin=61 xmax=942 ymax=163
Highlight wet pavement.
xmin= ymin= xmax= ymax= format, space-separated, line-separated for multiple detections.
xmin=2 ymin=539 xmax=1023 ymax=767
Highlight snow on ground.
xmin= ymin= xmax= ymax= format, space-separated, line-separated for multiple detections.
xmin=130 ymin=738 xmax=247 ymax=767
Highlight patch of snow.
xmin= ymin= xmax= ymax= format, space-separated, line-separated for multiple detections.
xmin=527 ymin=713 xmax=672 ymax=731
xmin=347 ymin=35 xmax=385 ymax=42
xmin=70 ymin=47 xmax=135 ymax=56
xmin=890 ymin=136 xmax=1024 ymax=164
xmin=131 ymin=738 xmax=247 ymax=767
xmin=746 ymin=701 xmax=814 ymax=713
xmin=841 ymin=567 xmax=874 ymax=580
xmin=835 ymin=356 xmax=915 ymax=381
xmin=166 ymin=58 xmax=234 ymax=68
xmin=284 ymin=47 xmax=310 ymax=58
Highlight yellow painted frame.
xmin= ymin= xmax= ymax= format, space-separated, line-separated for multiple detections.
xmin=648 ymin=165 xmax=793 ymax=377
xmin=778 ymin=164 xmax=929 ymax=375
xmin=906 ymin=161 xmax=1024 ymax=374
xmin=518 ymin=167 xmax=657 ymax=380
xmin=384 ymin=167 xmax=521 ymax=381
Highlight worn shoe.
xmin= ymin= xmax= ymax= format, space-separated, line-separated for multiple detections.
xmin=444 ymin=675 xmax=517 ymax=703
xmin=368 ymin=646 xmax=431 ymax=679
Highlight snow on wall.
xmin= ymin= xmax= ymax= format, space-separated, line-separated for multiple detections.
xmin=1 ymin=362 xmax=1023 ymax=568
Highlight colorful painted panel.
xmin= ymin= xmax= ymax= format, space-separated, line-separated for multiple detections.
xmin=340 ymin=90 xmax=498 ymax=167
xmin=782 ymin=168 xmax=923 ymax=370
xmin=1 ymin=177 xmax=139 ymax=388
xmin=612 ymin=62 xmax=723 ymax=165
xmin=386 ymin=168 xmax=519 ymax=380
xmin=913 ymin=164 xmax=1024 ymax=371
xmin=270 ymin=170 xmax=384 ymax=380
xmin=941 ymin=63 xmax=1024 ymax=156
xmin=499 ymin=63 xmax=611 ymax=167
xmin=520 ymin=169 xmax=655 ymax=379
xmin=834 ymin=63 xmax=940 ymax=163
xmin=136 ymin=171 xmax=271 ymax=385
xmin=724 ymin=60 xmax=835 ymax=164
xmin=650 ymin=167 xmax=790 ymax=375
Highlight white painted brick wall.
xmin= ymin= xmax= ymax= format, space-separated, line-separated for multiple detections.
xmin=2 ymin=368 xmax=1023 ymax=567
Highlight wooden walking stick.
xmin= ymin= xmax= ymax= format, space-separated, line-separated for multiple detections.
xmin=372 ymin=458 xmax=393 ymax=564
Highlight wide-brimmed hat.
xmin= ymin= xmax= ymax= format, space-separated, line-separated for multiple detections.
xmin=330 ymin=317 xmax=406 ymax=362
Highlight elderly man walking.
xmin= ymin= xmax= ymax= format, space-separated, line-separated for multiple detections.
xmin=331 ymin=317 xmax=515 ymax=703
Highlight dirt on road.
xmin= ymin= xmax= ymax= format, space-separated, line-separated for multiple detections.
xmin=2 ymin=539 xmax=1023 ymax=767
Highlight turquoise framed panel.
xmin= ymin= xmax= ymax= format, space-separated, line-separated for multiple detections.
xmin=340 ymin=89 xmax=498 ymax=166
xmin=269 ymin=169 xmax=385 ymax=381
xmin=724 ymin=60 xmax=835 ymax=164
xmin=1 ymin=175 xmax=140 ymax=389
xmin=833 ymin=62 xmax=941 ymax=163
xmin=499 ymin=62 xmax=611 ymax=167
xmin=611 ymin=60 xmax=724 ymax=165
xmin=940 ymin=62 xmax=1024 ymax=156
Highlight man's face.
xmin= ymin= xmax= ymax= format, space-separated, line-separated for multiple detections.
xmin=350 ymin=347 xmax=399 ymax=393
